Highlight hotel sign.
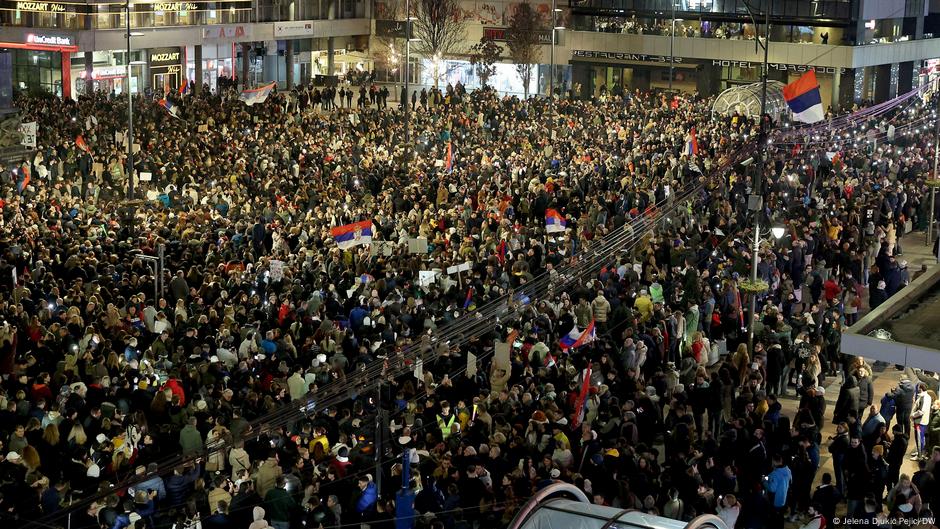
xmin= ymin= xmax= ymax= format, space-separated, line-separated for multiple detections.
xmin=712 ymin=60 xmax=845 ymax=74
xmin=16 ymin=1 xmax=65 ymax=12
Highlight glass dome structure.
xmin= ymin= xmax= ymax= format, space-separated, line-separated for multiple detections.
xmin=712 ymin=81 xmax=789 ymax=122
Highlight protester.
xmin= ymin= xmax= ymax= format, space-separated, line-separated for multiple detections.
xmin=0 ymin=79 xmax=936 ymax=529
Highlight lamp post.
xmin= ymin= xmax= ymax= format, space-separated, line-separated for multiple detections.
xmin=125 ymin=3 xmax=143 ymax=200
xmin=403 ymin=6 xmax=418 ymax=169
xmin=669 ymin=1 xmax=676 ymax=92
xmin=742 ymin=0 xmax=771 ymax=355
xmin=928 ymin=77 xmax=939 ymax=248
xmin=551 ymin=7 xmax=563 ymax=99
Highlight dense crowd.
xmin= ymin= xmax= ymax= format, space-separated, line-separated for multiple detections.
xmin=0 ymin=79 xmax=937 ymax=529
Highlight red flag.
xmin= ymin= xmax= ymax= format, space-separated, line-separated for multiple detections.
xmin=445 ymin=141 xmax=453 ymax=172
xmin=75 ymin=135 xmax=90 ymax=153
xmin=178 ymin=79 xmax=187 ymax=95
xmin=571 ymin=364 xmax=592 ymax=429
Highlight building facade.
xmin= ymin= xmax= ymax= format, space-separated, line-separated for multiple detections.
xmin=0 ymin=0 xmax=372 ymax=99
xmin=373 ymin=0 xmax=940 ymax=109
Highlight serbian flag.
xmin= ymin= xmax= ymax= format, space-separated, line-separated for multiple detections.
xmin=559 ymin=320 xmax=595 ymax=351
xmin=239 ymin=82 xmax=276 ymax=106
xmin=178 ymin=79 xmax=188 ymax=95
xmin=545 ymin=209 xmax=567 ymax=234
xmin=445 ymin=141 xmax=453 ymax=172
xmin=783 ymin=70 xmax=825 ymax=123
xmin=75 ymin=134 xmax=91 ymax=153
xmin=159 ymin=98 xmax=180 ymax=119
xmin=16 ymin=165 xmax=30 ymax=195
xmin=463 ymin=287 xmax=474 ymax=309
xmin=330 ymin=220 xmax=373 ymax=249
xmin=571 ymin=364 xmax=592 ymax=428
xmin=684 ymin=127 xmax=698 ymax=156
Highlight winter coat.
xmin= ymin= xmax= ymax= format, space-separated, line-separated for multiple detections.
xmin=892 ymin=379 xmax=916 ymax=414
xmin=833 ymin=375 xmax=860 ymax=424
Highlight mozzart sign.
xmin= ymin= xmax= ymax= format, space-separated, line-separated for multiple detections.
xmin=149 ymin=47 xmax=182 ymax=67
xmin=16 ymin=1 xmax=65 ymax=12
xmin=154 ymin=2 xmax=197 ymax=10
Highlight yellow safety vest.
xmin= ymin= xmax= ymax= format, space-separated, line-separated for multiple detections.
xmin=437 ymin=414 xmax=456 ymax=439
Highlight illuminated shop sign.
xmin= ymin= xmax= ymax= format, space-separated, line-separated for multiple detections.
xmin=26 ymin=33 xmax=73 ymax=46
xmin=154 ymin=2 xmax=197 ymax=10
xmin=16 ymin=1 xmax=65 ymax=11
xmin=573 ymin=50 xmax=682 ymax=63
xmin=712 ymin=60 xmax=846 ymax=74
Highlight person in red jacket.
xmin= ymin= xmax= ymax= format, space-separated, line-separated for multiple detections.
xmin=162 ymin=376 xmax=186 ymax=407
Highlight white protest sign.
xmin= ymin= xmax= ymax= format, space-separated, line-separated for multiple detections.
xmin=494 ymin=341 xmax=511 ymax=369
xmin=269 ymin=260 xmax=284 ymax=282
xmin=418 ymin=270 xmax=439 ymax=288
xmin=467 ymin=352 xmax=477 ymax=377
xmin=18 ymin=122 xmax=37 ymax=148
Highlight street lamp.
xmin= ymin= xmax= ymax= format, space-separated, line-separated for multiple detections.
xmin=771 ymin=226 xmax=786 ymax=240
xmin=669 ymin=2 xmax=677 ymax=92
xmin=125 ymin=2 xmax=143 ymax=201
xmin=550 ymin=4 xmax=562 ymax=99
xmin=403 ymin=8 xmax=419 ymax=170
xmin=741 ymin=0 xmax=771 ymax=355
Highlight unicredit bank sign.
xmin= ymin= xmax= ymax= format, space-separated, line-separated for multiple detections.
xmin=26 ymin=33 xmax=74 ymax=46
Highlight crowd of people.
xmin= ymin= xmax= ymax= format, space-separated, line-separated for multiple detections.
xmin=0 ymin=77 xmax=937 ymax=529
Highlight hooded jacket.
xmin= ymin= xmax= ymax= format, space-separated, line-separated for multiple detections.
xmin=833 ymin=375 xmax=860 ymax=424
xmin=247 ymin=506 xmax=270 ymax=529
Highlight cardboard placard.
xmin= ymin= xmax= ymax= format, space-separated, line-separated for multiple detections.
xmin=418 ymin=270 xmax=438 ymax=288
xmin=139 ymin=172 xmax=152 ymax=182
xmin=93 ymin=162 xmax=104 ymax=176
xmin=494 ymin=341 xmax=511 ymax=369
xmin=466 ymin=352 xmax=477 ymax=377
xmin=446 ymin=262 xmax=472 ymax=275
xmin=133 ymin=143 xmax=141 ymax=154
xmin=408 ymin=237 xmax=428 ymax=254
xmin=197 ymin=124 xmax=208 ymax=133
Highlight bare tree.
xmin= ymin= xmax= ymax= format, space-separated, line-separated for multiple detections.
xmin=506 ymin=0 xmax=546 ymax=98
xmin=411 ymin=0 xmax=469 ymax=86
xmin=468 ymin=36 xmax=502 ymax=88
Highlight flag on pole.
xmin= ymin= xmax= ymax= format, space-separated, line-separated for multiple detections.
xmin=16 ymin=165 xmax=30 ymax=195
xmin=545 ymin=209 xmax=567 ymax=234
xmin=571 ymin=364 xmax=592 ymax=428
xmin=238 ymin=82 xmax=276 ymax=106
xmin=463 ymin=287 xmax=474 ymax=309
xmin=75 ymin=134 xmax=91 ymax=153
xmin=158 ymin=98 xmax=181 ymax=119
xmin=784 ymin=70 xmax=825 ymax=123
xmin=330 ymin=220 xmax=373 ymax=249
xmin=559 ymin=320 xmax=596 ymax=351
xmin=178 ymin=79 xmax=188 ymax=95
xmin=684 ymin=127 xmax=699 ymax=156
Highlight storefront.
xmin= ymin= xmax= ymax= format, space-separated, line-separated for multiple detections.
xmin=148 ymin=46 xmax=183 ymax=94
xmin=569 ymin=50 xmax=850 ymax=109
xmin=0 ymin=32 xmax=76 ymax=98
xmin=71 ymin=49 xmax=147 ymax=97
xmin=185 ymin=44 xmax=235 ymax=93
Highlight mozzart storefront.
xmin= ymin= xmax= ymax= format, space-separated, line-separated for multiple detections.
xmin=568 ymin=49 xmax=898 ymax=109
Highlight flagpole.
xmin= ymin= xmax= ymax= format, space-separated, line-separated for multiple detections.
xmin=745 ymin=0 xmax=770 ymax=355
xmin=126 ymin=1 xmax=134 ymax=201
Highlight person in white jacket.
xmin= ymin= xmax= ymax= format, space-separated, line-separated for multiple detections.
xmin=716 ymin=494 xmax=740 ymax=528
xmin=910 ymin=382 xmax=933 ymax=460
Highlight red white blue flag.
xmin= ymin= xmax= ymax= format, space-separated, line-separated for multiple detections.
xmin=571 ymin=364 xmax=592 ymax=428
xmin=239 ymin=82 xmax=276 ymax=106
xmin=559 ymin=320 xmax=595 ymax=351
xmin=159 ymin=98 xmax=180 ymax=119
xmin=783 ymin=70 xmax=825 ymax=123
xmin=331 ymin=220 xmax=373 ymax=249
xmin=545 ymin=209 xmax=567 ymax=234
